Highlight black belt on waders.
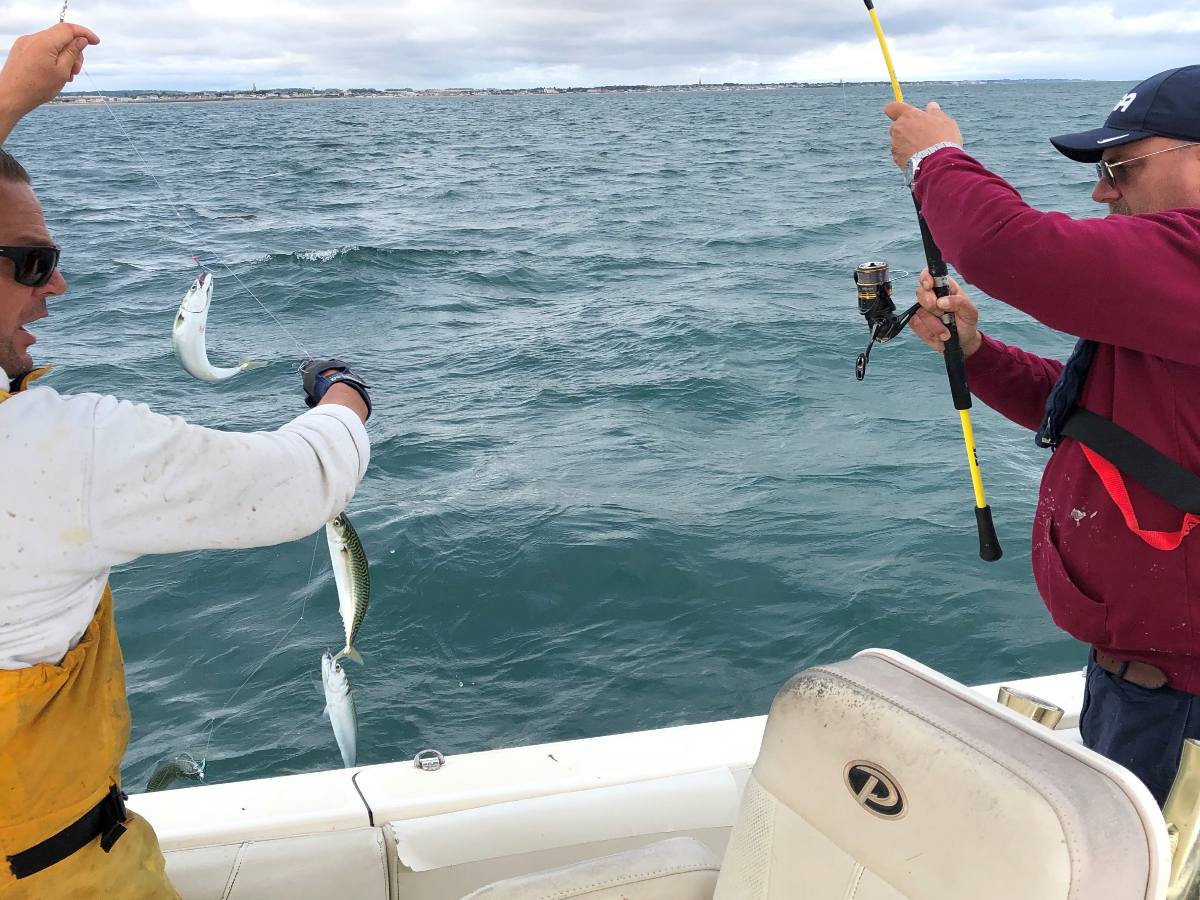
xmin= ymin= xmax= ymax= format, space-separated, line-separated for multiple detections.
xmin=6 ymin=785 xmax=128 ymax=879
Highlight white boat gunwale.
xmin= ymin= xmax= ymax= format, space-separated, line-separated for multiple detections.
xmin=127 ymin=663 xmax=1087 ymax=853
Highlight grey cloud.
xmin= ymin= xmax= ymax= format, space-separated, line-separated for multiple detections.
xmin=1 ymin=0 xmax=1198 ymax=89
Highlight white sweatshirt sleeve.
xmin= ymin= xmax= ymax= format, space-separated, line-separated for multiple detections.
xmin=87 ymin=399 xmax=370 ymax=563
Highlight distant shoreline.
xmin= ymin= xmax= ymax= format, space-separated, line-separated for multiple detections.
xmin=50 ymin=78 xmax=1091 ymax=106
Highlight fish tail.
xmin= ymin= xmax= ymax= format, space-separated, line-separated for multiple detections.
xmin=238 ymin=357 xmax=266 ymax=370
xmin=334 ymin=646 xmax=364 ymax=665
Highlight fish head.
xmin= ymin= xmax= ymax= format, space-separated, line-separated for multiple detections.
xmin=321 ymin=649 xmax=350 ymax=693
xmin=327 ymin=513 xmax=351 ymax=542
xmin=179 ymin=272 xmax=213 ymax=314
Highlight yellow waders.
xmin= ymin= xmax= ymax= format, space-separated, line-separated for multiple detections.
xmin=0 ymin=372 xmax=179 ymax=898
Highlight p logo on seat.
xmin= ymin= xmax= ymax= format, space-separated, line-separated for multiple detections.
xmin=844 ymin=761 xmax=907 ymax=819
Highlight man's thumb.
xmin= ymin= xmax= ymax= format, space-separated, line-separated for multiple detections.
xmin=56 ymin=37 xmax=86 ymax=73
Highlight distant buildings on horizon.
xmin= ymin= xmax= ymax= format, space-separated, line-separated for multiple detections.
xmin=51 ymin=78 xmax=1086 ymax=105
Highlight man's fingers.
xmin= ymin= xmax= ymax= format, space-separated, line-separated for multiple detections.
xmin=884 ymin=100 xmax=916 ymax=122
xmin=53 ymin=23 xmax=100 ymax=47
xmin=916 ymin=273 xmax=967 ymax=312
xmin=69 ymin=25 xmax=101 ymax=45
xmin=56 ymin=46 xmax=86 ymax=78
xmin=915 ymin=288 xmax=940 ymax=313
xmin=910 ymin=310 xmax=949 ymax=352
xmin=926 ymin=100 xmax=955 ymax=122
xmin=60 ymin=36 xmax=91 ymax=62
xmin=47 ymin=24 xmax=99 ymax=76
xmin=70 ymin=38 xmax=88 ymax=76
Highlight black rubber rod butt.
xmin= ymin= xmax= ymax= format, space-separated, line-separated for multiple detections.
xmin=863 ymin=0 xmax=875 ymax=8
xmin=975 ymin=505 xmax=1003 ymax=561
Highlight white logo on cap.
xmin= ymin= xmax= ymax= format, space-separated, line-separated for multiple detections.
xmin=1114 ymin=92 xmax=1137 ymax=113
xmin=1097 ymin=134 xmax=1131 ymax=144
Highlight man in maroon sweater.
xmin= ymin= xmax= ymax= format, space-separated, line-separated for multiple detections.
xmin=885 ymin=68 xmax=1200 ymax=804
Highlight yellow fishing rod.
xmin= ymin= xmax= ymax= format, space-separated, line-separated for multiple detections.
xmin=861 ymin=0 xmax=1002 ymax=562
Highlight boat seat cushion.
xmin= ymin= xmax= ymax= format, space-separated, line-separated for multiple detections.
xmin=459 ymin=837 xmax=720 ymax=900
xmin=714 ymin=650 xmax=1169 ymax=900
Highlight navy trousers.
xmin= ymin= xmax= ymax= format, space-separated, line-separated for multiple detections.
xmin=1080 ymin=657 xmax=1200 ymax=805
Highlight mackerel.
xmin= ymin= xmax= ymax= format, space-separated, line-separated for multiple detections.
xmin=326 ymin=513 xmax=369 ymax=664
xmin=172 ymin=273 xmax=261 ymax=382
xmin=321 ymin=649 xmax=358 ymax=768
xmin=146 ymin=755 xmax=206 ymax=792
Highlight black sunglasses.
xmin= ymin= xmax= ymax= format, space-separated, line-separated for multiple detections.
xmin=0 ymin=245 xmax=60 ymax=288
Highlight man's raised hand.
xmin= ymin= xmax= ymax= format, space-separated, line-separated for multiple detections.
xmin=885 ymin=101 xmax=962 ymax=170
xmin=909 ymin=268 xmax=982 ymax=358
xmin=0 ymin=24 xmax=100 ymax=141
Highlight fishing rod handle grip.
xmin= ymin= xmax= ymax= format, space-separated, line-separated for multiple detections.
xmin=942 ymin=319 xmax=972 ymax=410
xmin=976 ymin=504 xmax=1003 ymax=562
xmin=910 ymin=194 xmax=971 ymax=407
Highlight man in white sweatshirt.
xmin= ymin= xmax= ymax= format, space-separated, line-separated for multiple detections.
xmin=0 ymin=24 xmax=372 ymax=899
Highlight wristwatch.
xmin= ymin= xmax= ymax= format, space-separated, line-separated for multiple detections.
xmin=904 ymin=142 xmax=959 ymax=188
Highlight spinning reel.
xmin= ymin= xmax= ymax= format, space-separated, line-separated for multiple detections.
xmin=853 ymin=261 xmax=919 ymax=381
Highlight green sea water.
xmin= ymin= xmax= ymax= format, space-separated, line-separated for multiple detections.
xmin=5 ymin=80 xmax=1130 ymax=788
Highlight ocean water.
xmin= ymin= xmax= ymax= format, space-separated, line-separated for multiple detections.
xmin=6 ymin=80 xmax=1132 ymax=789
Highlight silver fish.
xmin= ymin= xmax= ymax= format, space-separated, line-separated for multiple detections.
xmin=146 ymin=754 xmax=206 ymax=792
xmin=322 ymin=649 xmax=358 ymax=768
xmin=172 ymin=273 xmax=261 ymax=382
xmin=327 ymin=513 xmax=369 ymax=665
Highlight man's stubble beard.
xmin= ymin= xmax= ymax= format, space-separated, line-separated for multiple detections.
xmin=0 ymin=333 xmax=30 ymax=386
xmin=1108 ymin=200 xmax=1133 ymax=215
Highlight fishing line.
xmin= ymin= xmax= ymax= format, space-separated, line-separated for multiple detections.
xmin=78 ymin=67 xmax=312 ymax=359
xmin=202 ymin=611 xmax=304 ymax=759
xmin=58 ymin=4 xmax=336 ymax=773
xmin=202 ymin=532 xmax=321 ymax=759
xmin=77 ymin=66 xmax=326 ymax=760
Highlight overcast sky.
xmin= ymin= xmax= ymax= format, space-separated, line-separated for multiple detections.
xmin=1 ymin=0 xmax=1198 ymax=90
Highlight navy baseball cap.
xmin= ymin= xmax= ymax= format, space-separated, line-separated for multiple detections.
xmin=1051 ymin=66 xmax=1200 ymax=163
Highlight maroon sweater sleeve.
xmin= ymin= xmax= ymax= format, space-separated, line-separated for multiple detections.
xmin=912 ymin=148 xmax=1200 ymax=366
xmin=964 ymin=333 xmax=1063 ymax=432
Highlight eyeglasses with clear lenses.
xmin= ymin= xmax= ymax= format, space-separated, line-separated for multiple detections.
xmin=0 ymin=246 xmax=60 ymax=288
xmin=1095 ymin=142 xmax=1200 ymax=188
